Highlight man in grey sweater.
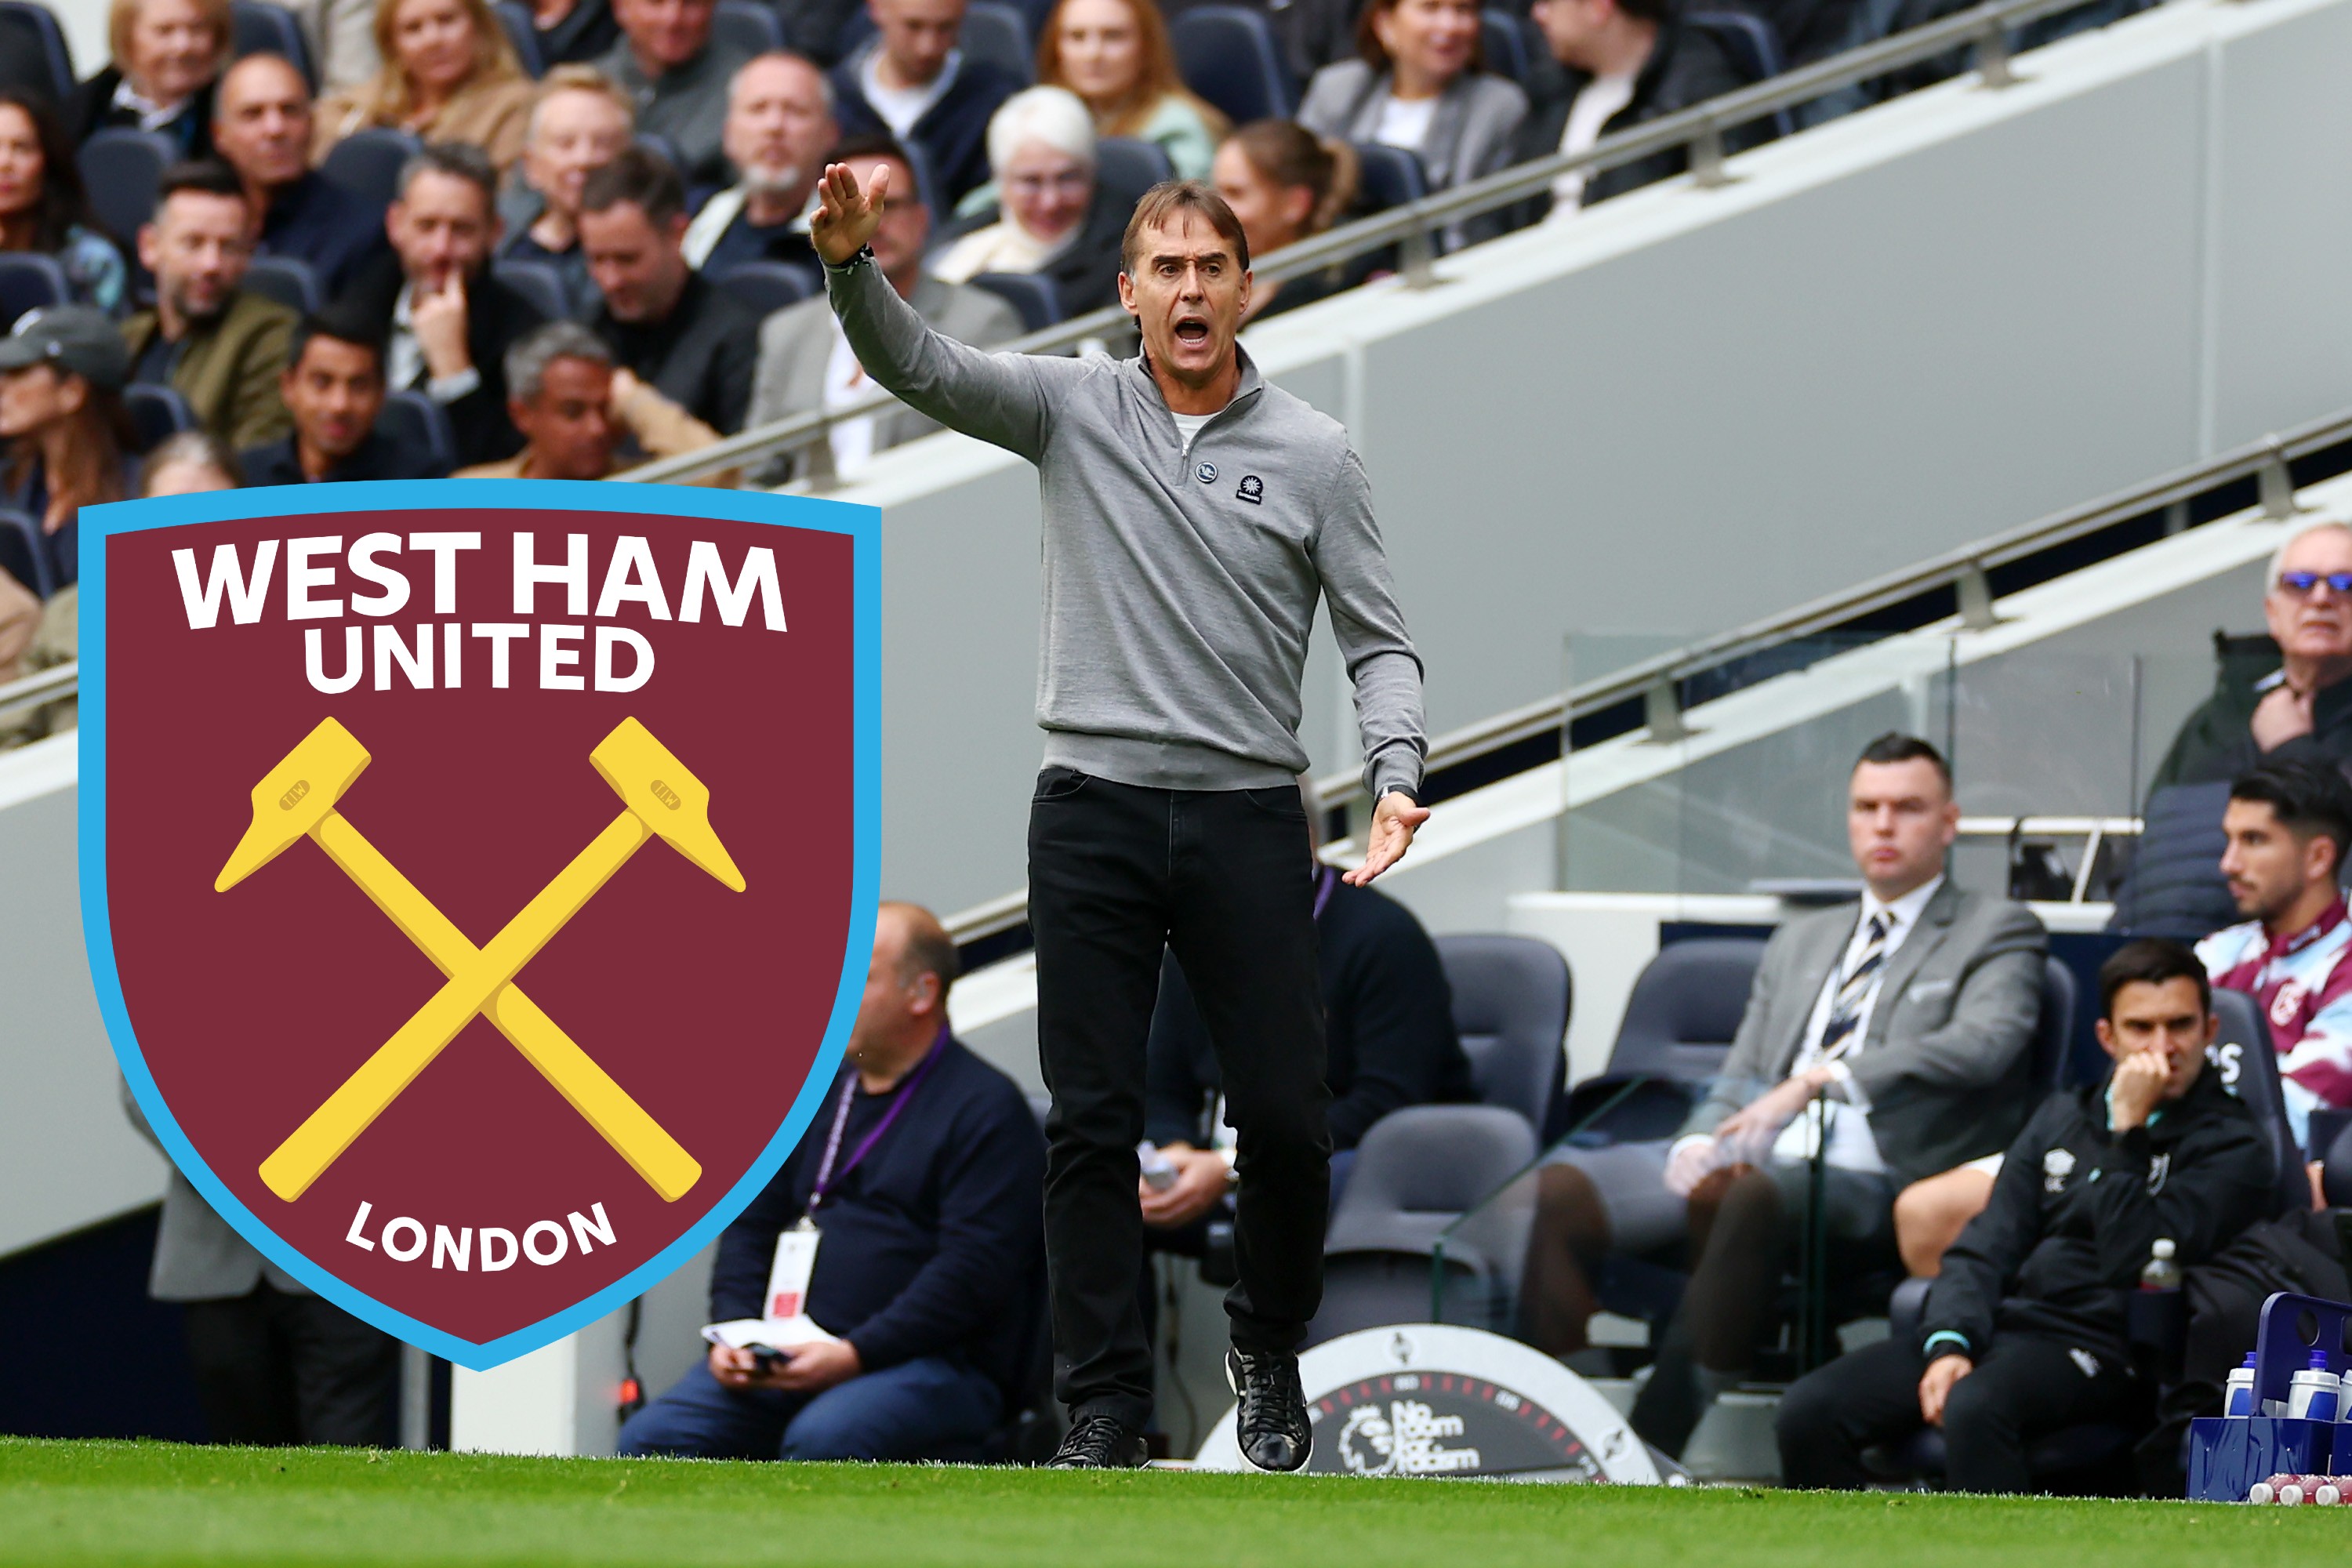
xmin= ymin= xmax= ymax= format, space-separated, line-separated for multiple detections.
xmin=812 ymin=162 xmax=1430 ymax=1471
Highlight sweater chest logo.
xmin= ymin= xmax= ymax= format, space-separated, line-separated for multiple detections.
xmin=2147 ymin=1152 xmax=2171 ymax=1195
xmin=2272 ymin=980 xmax=2308 ymax=1029
xmin=2042 ymin=1147 xmax=2075 ymax=1193
xmin=1196 ymin=460 xmax=1218 ymax=484
xmin=1237 ymin=474 xmax=1265 ymax=505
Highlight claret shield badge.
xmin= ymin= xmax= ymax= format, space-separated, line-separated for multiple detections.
xmin=81 ymin=480 xmax=877 ymax=1368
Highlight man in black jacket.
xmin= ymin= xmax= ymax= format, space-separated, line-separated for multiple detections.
xmin=619 ymin=902 xmax=1046 ymax=1461
xmin=238 ymin=312 xmax=441 ymax=484
xmin=1513 ymin=0 xmax=1759 ymax=215
xmin=1776 ymin=938 xmax=2272 ymax=1494
xmin=829 ymin=0 xmax=1020 ymax=210
xmin=332 ymin=143 xmax=549 ymax=470
xmin=578 ymin=147 xmax=761 ymax=436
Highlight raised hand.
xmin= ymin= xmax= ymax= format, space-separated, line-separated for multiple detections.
xmin=811 ymin=160 xmax=891 ymax=267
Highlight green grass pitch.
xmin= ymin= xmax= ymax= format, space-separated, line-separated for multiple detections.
xmin=2 ymin=1436 xmax=2345 ymax=1567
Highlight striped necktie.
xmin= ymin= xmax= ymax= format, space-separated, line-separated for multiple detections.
xmin=1818 ymin=911 xmax=1892 ymax=1062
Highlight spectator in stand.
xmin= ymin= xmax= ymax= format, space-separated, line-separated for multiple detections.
xmin=619 ymin=902 xmax=1046 ymax=1461
xmin=525 ymin=0 xmax=622 ymax=67
xmin=71 ymin=0 xmax=230 ymax=158
xmin=2200 ymin=760 xmax=2352 ymax=1157
xmin=500 ymin=66 xmax=637 ymax=309
xmin=123 ymin=161 xmax=296 ymax=450
xmin=2151 ymin=523 xmax=2352 ymax=792
xmin=1515 ymin=0 xmax=1757 ymax=215
xmin=455 ymin=318 xmax=725 ymax=477
xmin=578 ymin=147 xmax=760 ymax=434
xmin=1519 ymin=734 xmax=2048 ymax=1460
xmin=314 ymin=0 xmax=537 ymax=171
xmin=830 ymin=0 xmax=1021 ymax=210
xmin=142 ymin=426 xmax=243 ymax=492
xmin=930 ymin=88 xmax=1123 ymax=318
xmin=1036 ymin=0 xmax=1226 ymax=181
xmin=0 ymin=91 xmax=129 ymax=314
xmin=1141 ymin=779 xmax=1472 ymax=1241
xmin=746 ymin=134 xmax=1018 ymax=485
xmin=0 ymin=306 xmax=137 ymax=596
xmin=211 ymin=56 xmax=387 ymax=297
xmin=1776 ymin=939 xmax=2269 ymax=1496
xmin=240 ymin=310 xmax=441 ymax=482
xmin=679 ymin=53 xmax=837 ymax=278
xmin=597 ymin=0 xmax=750 ymax=187
xmin=336 ymin=142 xmax=548 ymax=468
xmin=1298 ymin=0 xmax=1526 ymax=242
xmin=1211 ymin=122 xmax=1354 ymax=324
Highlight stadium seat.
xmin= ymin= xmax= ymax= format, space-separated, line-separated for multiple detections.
xmin=0 ymin=1 xmax=77 ymax=106
xmin=1479 ymin=9 xmax=1532 ymax=83
xmin=492 ymin=256 xmax=572 ymax=321
xmin=2210 ymin=985 xmax=2312 ymax=1218
xmin=1348 ymin=142 xmax=1428 ymax=214
xmin=710 ymin=259 xmax=814 ymax=319
xmin=2107 ymin=779 xmax=2235 ymax=938
xmin=1435 ymin=934 xmax=1570 ymax=1138
xmin=2031 ymin=956 xmax=2076 ymax=1091
xmin=967 ymin=272 xmax=1061 ymax=333
xmin=244 ymin=253 xmax=324 ymax=315
xmin=0 ymin=506 xmax=49 ymax=597
xmin=0 ymin=252 xmax=70 ymax=328
xmin=231 ymin=0 xmax=317 ymax=89
xmin=78 ymin=128 xmax=180 ymax=249
xmin=1170 ymin=6 xmax=1293 ymax=125
xmin=712 ymin=0 xmax=786 ymax=56
xmin=124 ymin=383 xmax=198 ymax=452
xmin=1555 ymin=937 xmax=1764 ymax=1147
xmin=1094 ymin=136 xmax=1174 ymax=206
xmin=1305 ymin=1104 xmax=1537 ymax=1346
xmin=1686 ymin=11 xmax=1794 ymax=136
xmin=960 ymin=2 xmax=1034 ymax=83
xmin=376 ymin=390 xmax=456 ymax=477
xmin=493 ymin=0 xmax=546 ymax=76
xmin=321 ymin=127 xmax=420 ymax=211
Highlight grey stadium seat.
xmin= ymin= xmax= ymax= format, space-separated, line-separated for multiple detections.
xmin=1435 ymin=933 xmax=1570 ymax=1136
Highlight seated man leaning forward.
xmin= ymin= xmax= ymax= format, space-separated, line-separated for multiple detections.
xmin=619 ymin=902 xmax=1047 ymax=1462
xmin=1520 ymin=732 xmax=2049 ymax=1457
xmin=454 ymin=319 xmax=726 ymax=481
xmin=1776 ymin=938 xmax=2271 ymax=1495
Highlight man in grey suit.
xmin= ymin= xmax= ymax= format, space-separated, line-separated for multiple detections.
xmin=123 ymin=1083 xmax=400 ymax=1446
xmin=746 ymin=132 xmax=1021 ymax=486
xmin=1522 ymin=733 xmax=2048 ymax=1456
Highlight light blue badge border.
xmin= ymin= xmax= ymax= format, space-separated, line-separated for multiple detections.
xmin=78 ymin=479 xmax=880 ymax=1371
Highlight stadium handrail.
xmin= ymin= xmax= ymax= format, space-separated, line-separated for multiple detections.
xmin=615 ymin=0 xmax=2143 ymax=488
xmin=939 ymin=405 xmax=2352 ymax=946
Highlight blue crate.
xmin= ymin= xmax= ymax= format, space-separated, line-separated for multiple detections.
xmin=2187 ymin=1291 xmax=2352 ymax=1501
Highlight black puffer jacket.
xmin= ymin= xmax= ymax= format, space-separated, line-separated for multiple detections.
xmin=1923 ymin=1066 xmax=2271 ymax=1363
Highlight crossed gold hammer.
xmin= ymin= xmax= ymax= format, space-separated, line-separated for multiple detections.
xmin=216 ymin=716 xmax=745 ymax=1206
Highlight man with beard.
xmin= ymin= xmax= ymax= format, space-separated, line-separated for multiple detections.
xmin=238 ymin=311 xmax=442 ymax=484
xmin=122 ymin=160 xmax=296 ymax=450
xmin=210 ymin=54 xmax=385 ymax=297
xmin=332 ymin=143 xmax=551 ymax=470
xmin=579 ymin=147 xmax=761 ymax=435
xmin=681 ymin=53 xmax=838 ymax=280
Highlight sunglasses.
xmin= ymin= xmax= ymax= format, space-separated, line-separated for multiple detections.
xmin=2278 ymin=571 xmax=2352 ymax=596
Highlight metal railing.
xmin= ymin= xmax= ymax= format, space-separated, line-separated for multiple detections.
xmin=0 ymin=661 xmax=75 ymax=725
xmin=615 ymin=0 xmax=2133 ymax=488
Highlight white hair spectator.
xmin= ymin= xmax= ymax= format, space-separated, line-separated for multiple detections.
xmin=985 ymin=86 xmax=1097 ymax=178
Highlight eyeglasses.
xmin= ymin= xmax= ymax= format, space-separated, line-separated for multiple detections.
xmin=1006 ymin=170 xmax=1091 ymax=196
xmin=2278 ymin=571 xmax=2352 ymax=596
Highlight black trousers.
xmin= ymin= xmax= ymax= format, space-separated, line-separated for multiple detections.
xmin=1029 ymin=768 xmax=1330 ymax=1429
xmin=181 ymin=1283 xmax=401 ymax=1446
xmin=1777 ymin=1331 xmax=2140 ymax=1494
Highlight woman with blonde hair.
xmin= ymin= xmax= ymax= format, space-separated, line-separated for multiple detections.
xmin=933 ymin=87 xmax=1125 ymax=318
xmin=1036 ymin=0 xmax=1225 ymax=179
xmin=314 ymin=0 xmax=536 ymax=170
xmin=69 ymin=0 xmax=234 ymax=156
xmin=1211 ymin=120 xmax=1356 ymax=322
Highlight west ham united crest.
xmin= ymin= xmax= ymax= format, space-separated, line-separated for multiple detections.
xmin=78 ymin=480 xmax=879 ymax=1369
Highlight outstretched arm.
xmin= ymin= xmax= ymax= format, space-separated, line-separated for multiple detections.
xmin=814 ymin=161 xmax=1069 ymax=462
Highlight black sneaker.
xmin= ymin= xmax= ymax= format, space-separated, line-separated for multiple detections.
xmin=1225 ymin=1347 xmax=1312 ymax=1472
xmin=1044 ymin=1413 xmax=1148 ymax=1470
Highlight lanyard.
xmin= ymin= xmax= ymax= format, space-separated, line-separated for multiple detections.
xmin=1313 ymin=865 xmax=1338 ymax=920
xmin=809 ymin=1028 xmax=946 ymax=1209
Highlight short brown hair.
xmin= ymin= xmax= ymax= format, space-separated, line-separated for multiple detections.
xmin=1120 ymin=179 xmax=1250 ymax=274
xmin=581 ymin=144 xmax=687 ymax=227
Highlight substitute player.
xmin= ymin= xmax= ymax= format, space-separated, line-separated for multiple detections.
xmin=811 ymin=161 xmax=1429 ymax=1471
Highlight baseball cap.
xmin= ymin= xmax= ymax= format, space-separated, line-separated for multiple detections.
xmin=0 ymin=304 xmax=132 ymax=392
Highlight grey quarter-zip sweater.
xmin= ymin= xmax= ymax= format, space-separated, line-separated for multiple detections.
xmin=827 ymin=254 xmax=1427 ymax=799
